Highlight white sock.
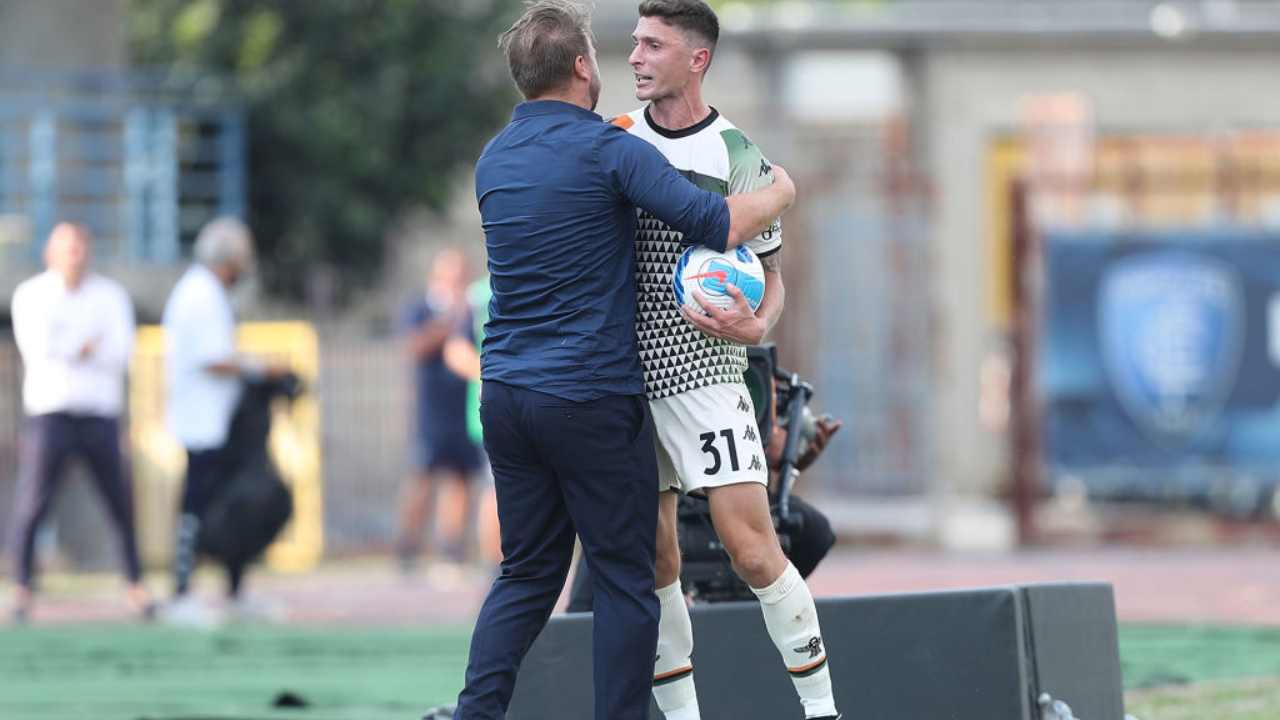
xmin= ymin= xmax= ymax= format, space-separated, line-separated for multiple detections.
xmin=652 ymin=580 xmax=700 ymax=720
xmin=751 ymin=562 xmax=839 ymax=719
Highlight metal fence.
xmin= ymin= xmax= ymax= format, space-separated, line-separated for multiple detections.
xmin=0 ymin=103 xmax=244 ymax=266
xmin=315 ymin=327 xmax=415 ymax=555
xmin=0 ymin=69 xmax=244 ymax=270
xmin=796 ymin=125 xmax=936 ymax=497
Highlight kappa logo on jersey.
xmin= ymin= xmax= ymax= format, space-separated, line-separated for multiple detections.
xmin=794 ymin=636 xmax=824 ymax=659
xmin=759 ymin=158 xmax=772 ymax=177
xmin=743 ymin=424 xmax=758 ymax=443
xmin=736 ymin=395 xmax=751 ymax=413
xmin=748 ymin=455 xmax=763 ymax=471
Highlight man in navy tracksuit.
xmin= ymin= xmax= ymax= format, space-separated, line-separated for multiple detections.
xmin=449 ymin=3 xmax=796 ymax=719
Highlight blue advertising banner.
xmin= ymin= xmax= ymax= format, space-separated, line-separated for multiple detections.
xmin=1042 ymin=231 xmax=1280 ymax=505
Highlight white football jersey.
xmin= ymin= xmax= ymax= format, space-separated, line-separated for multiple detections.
xmin=611 ymin=106 xmax=782 ymax=400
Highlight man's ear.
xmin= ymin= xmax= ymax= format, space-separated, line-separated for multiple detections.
xmin=574 ymin=54 xmax=592 ymax=83
xmin=690 ymin=48 xmax=711 ymax=75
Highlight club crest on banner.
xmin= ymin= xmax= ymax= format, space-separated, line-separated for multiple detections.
xmin=1098 ymin=251 xmax=1245 ymax=444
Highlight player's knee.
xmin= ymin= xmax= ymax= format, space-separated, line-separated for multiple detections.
xmin=728 ymin=543 xmax=776 ymax=587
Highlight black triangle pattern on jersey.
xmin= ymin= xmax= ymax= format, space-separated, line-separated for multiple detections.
xmin=635 ymin=215 xmax=749 ymax=400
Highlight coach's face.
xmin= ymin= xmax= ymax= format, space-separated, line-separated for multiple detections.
xmin=629 ymin=16 xmax=693 ymax=102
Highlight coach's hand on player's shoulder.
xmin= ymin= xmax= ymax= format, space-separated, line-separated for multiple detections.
xmin=681 ymin=285 xmax=767 ymax=345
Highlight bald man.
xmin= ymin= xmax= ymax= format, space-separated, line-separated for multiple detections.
xmin=8 ymin=223 xmax=152 ymax=623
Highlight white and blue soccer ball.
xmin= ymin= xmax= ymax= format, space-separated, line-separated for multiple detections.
xmin=673 ymin=244 xmax=766 ymax=314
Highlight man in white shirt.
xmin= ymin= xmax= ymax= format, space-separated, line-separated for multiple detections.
xmin=7 ymin=222 xmax=152 ymax=623
xmin=162 ymin=217 xmax=283 ymax=618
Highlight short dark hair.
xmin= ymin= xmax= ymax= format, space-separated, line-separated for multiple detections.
xmin=499 ymin=1 xmax=595 ymax=100
xmin=638 ymin=0 xmax=719 ymax=68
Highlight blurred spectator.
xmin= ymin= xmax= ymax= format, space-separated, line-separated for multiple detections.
xmin=395 ymin=249 xmax=485 ymax=572
xmin=7 ymin=223 xmax=152 ymax=623
xmin=443 ymin=276 xmax=501 ymax=564
xmin=160 ymin=217 xmax=284 ymax=625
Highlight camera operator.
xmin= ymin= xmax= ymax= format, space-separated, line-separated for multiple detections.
xmin=764 ymin=412 xmax=841 ymax=578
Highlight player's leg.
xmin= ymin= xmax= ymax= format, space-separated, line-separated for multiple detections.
xmin=8 ymin=414 xmax=73 ymax=621
xmin=707 ymin=482 xmax=839 ymax=719
xmin=653 ymin=382 xmax=779 ymax=718
xmin=647 ymin=412 xmax=702 ymax=720
xmin=668 ymin=383 xmax=838 ymax=720
xmin=453 ymin=382 xmax=576 ymax=719
xmin=395 ymin=437 xmax=438 ymax=569
xmin=653 ymin=488 xmax=701 ymax=720
xmin=543 ymin=392 xmax=660 ymax=720
xmin=78 ymin=416 xmax=151 ymax=616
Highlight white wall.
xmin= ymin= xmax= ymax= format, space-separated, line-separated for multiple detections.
xmin=0 ymin=0 xmax=126 ymax=68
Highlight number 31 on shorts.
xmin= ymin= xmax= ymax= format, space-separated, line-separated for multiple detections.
xmin=699 ymin=428 xmax=741 ymax=475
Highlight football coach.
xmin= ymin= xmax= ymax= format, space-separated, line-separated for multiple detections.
xmin=449 ymin=2 xmax=797 ymax=719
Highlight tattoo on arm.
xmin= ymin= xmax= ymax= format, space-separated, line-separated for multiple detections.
xmin=760 ymin=250 xmax=782 ymax=274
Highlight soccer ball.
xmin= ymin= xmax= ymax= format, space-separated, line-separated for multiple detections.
xmin=673 ymin=245 xmax=766 ymax=314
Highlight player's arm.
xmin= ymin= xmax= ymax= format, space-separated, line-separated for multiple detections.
xmin=601 ymin=130 xmax=794 ymax=252
xmin=683 ymin=131 xmax=789 ymax=343
xmin=756 ymin=249 xmax=785 ymax=336
xmin=723 ymin=168 xmax=793 ymax=251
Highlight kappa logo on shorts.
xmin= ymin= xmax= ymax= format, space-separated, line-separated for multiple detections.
xmin=743 ymin=424 xmax=758 ymax=443
xmin=736 ymin=396 xmax=751 ymax=413
xmin=794 ymin=636 xmax=824 ymax=659
xmin=748 ymin=455 xmax=763 ymax=471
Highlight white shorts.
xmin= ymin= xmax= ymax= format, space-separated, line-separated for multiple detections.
xmin=651 ymin=382 xmax=768 ymax=494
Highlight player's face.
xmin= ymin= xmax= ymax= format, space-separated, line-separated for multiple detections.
xmin=629 ymin=17 xmax=694 ymax=102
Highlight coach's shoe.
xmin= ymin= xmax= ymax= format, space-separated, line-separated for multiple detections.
xmin=810 ymin=715 xmax=842 ymax=720
xmin=421 ymin=704 xmax=455 ymax=719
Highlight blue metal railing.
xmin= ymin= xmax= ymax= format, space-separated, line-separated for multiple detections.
xmin=0 ymin=69 xmax=245 ymax=268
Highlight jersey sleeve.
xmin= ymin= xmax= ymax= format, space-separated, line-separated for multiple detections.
xmin=721 ymin=128 xmax=782 ymax=258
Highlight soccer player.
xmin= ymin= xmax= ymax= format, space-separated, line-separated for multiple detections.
xmin=614 ymin=2 xmax=841 ymax=718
